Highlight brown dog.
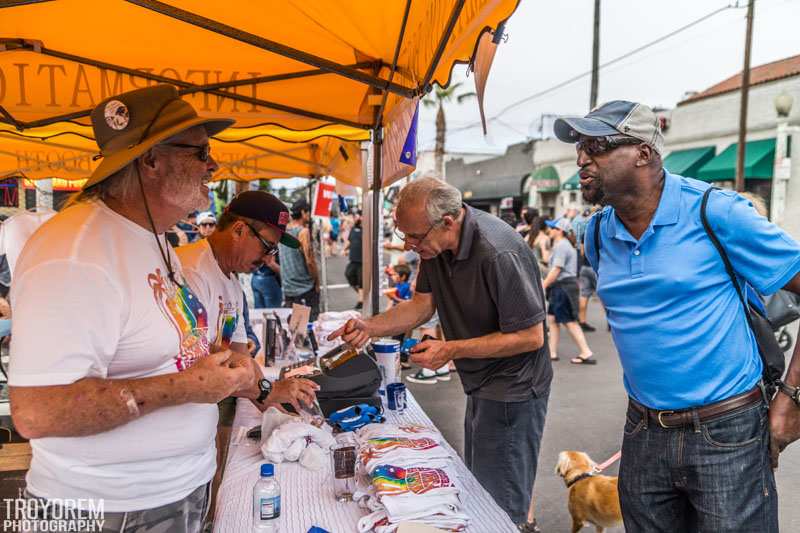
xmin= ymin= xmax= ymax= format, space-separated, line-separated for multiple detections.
xmin=555 ymin=451 xmax=623 ymax=533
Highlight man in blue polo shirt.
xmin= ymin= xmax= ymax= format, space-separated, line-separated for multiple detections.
xmin=554 ymin=100 xmax=800 ymax=532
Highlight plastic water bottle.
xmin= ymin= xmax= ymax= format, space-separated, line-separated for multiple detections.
xmin=253 ymin=463 xmax=281 ymax=532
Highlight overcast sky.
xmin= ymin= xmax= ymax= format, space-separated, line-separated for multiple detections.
xmin=418 ymin=0 xmax=799 ymax=153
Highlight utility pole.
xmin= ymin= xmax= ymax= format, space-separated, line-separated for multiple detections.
xmin=589 ymin=0 xmax=601 ymax=110
xmin=735 ymin=0 xmax=755 ymax=192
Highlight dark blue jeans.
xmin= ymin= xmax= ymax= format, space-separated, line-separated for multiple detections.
xmin=619 ymin=398 xmax=777 ymax=532
xmin=464 ymin=392 xmax=549 ymax=525
xmin=252 ymin=274 xmax=282 ymax=309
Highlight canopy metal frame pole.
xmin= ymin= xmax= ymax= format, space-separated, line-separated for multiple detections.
xmin=421 ymin=0 xmax=467 ymax=90
xmin=366 ymin=0 xmax=411 ymax=316
xmin=124 ymin=0 xmax=418 ymax=99
xmin=371 ymin=128 xmax=383 ymax=316
xmin=0 ymin=0 xmax=52 ymax=7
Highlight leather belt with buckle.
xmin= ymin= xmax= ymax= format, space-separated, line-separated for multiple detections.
xmin=631 ymin=386 xmax=763 ymax=429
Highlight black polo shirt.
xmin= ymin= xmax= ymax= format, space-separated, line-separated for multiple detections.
xmin=416 ymin=205 xmax=552 ymax=401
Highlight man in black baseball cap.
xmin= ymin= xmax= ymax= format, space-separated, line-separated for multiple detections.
xmin=177 ymin=189 xmax=317 ymax=406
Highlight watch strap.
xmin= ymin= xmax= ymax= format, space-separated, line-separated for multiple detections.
xmin=778 ymin=380 xmax=800 ymax=407
xmin=256 ymin=379 xmax=272 ymax=404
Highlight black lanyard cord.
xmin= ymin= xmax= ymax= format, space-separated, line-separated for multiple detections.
xmin=135 ymin=165 xmax=182 ymax=287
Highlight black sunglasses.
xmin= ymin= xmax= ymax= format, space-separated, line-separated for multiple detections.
xmin=162 ymin=142 xmax=211 ymax=162
xmin=244 ymin=221 xmax=279 ymax=256
xmin=575 ymin=135 xmax=642 ymax=157
xmin=199 ymin=222 xmax=216 ymax=227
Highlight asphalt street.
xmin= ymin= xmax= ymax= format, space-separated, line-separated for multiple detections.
xmin=322 ymin=253 xmax=800 ymax=532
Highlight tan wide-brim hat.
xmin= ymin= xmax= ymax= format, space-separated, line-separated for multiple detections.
xmin=85 ymin=84 xmax=234 ymax=189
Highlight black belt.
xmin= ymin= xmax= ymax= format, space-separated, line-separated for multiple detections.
xmin=630 ymin=386 xmax=764 ymax=429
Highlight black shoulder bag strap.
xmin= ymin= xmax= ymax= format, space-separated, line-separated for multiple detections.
xmin=700 ymin=187 xmax=785 ymax=391
xmin=593 ymin=210 xmax=603 ymax=268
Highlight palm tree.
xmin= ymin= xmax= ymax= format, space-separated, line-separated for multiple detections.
xmin=422 ymin=82 xmax=476 ymax=179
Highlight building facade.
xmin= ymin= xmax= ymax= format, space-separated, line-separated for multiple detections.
xmin=445 ymin=141 xmax=534 ymax=217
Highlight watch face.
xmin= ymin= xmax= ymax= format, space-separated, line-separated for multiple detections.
xmin=260 ymin=379 xmax=271 ymax=391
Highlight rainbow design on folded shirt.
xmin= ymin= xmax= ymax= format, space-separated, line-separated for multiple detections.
xmin=372 ymin=465 xmax=453 ymax=496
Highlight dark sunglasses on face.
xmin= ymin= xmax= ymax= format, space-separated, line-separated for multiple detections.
xmin=575 ymin=135 xmax=642 ymax=157
xmin=162 ymin=142 xmax=212 ymax=162
xmin=200 ymin=222 xmax=216 ymax=227
xmin=244 ymin=221 xmax=279 ymax=256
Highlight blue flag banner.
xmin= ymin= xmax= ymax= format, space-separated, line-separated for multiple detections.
xmin=399 ymin=103 xmax=418 ymax=167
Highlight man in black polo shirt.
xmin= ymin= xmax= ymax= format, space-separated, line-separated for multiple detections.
xmin=329 ymin=177 xmax=552 ymax=527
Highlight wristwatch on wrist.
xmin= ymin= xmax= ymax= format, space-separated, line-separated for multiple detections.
xmin=256 ymin=378 xmax=272 ymax=404
xmin=778 ymin=380 xmax=800 ymax=407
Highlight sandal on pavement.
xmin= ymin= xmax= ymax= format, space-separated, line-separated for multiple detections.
xmin=570 ymin=355 xmax=597 ymax=365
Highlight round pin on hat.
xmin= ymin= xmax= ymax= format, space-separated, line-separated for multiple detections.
xmin=84 ymin=84 xmax=235 ymax=190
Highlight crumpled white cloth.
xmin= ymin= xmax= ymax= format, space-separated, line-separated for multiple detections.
xmin=315 ymin=310 xmax=362 ymax=340
xmin=259 ymin=407 xmax=335 ymax=470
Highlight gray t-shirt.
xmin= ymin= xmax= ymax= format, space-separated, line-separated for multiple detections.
xmin=416 ymin=205 xmax=552 ymax=401
xmin=549 ymin=238 xmax=577 ymax=281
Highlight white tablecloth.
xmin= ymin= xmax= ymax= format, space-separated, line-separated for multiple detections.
xmin=213 ymin=391 xmax=517 ymax=532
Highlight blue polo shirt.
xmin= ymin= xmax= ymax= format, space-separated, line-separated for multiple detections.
xmin=586 ymin=171 xmax=800 ymax=409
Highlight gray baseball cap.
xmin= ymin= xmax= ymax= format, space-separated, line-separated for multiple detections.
xmin=554 ymin=100 xmax=664 ymax=155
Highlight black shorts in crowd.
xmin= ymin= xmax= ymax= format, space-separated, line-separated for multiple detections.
xmin=345 ymin=262 xmax=362 ymax=289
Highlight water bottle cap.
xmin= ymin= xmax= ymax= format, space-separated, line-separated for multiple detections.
xmin=260 ymin=463 xmax=274 ymax=477
xmin=307 ymin=323 xmax=314 ymax=330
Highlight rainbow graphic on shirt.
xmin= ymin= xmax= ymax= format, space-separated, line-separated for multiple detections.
xmin=148 ymin=268 xmax=209 ymax=371
xmin=368 ymin=437 xmax=439 ymax=452
xmin=371 ymin=465 xmax=453 ymax=496
xmin=213 ymin=296 xmax=238 ymax=349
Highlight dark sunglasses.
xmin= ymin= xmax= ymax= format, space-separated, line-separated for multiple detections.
xmin=200 ymin=222 xmax=216 ymax=227
xmin=162 ymin=142 xmax=212 ymax=162
xmin=575 ymin=135 xmax=642 ymax=157
xmin=244 ymin=221 xmax=279 ymax=256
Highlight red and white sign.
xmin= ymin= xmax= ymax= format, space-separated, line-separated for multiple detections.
xmin=313 ymin=182 xmax=336 ymax=218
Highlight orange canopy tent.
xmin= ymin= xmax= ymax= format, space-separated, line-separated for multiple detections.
xmin=0 ymin=0 xmax=519 ymax=311
xmin=0 ymin=123 xmax=367 ymax=185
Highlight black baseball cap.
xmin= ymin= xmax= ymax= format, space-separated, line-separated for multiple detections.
xmin=227 ymin=191 xmax=300 ymax=248
xmin=291 ymin=198 xmax=311 ymax=218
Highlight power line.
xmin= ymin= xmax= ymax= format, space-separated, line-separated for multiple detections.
xmin=446 ymin=3 xmax=743 ymax=136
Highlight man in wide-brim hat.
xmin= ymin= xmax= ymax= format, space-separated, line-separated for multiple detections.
xmin=7 ymin=85 xmax=305 ymax=532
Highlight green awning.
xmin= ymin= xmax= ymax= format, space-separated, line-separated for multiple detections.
xmin=528 ymin=165 xmax=560 ymax=192
xmin=562 ymin=172 xmax=580 ymax=191
xmin=696 ymin=138 xmax=776 ymax=182
xmin=663 ymin=146 xmax=716 ymax=176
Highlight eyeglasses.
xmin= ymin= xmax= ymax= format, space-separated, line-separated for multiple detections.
xmin=200 ymin=222 xmax=216 ymax=228
xmin=393 ymin=219 xmax=439 ymax=248
xmin=244 ymin=221 xmax=279 ymax=256
xmin=162 ymin=142 xmax=211 ymax=162
xmin=575 ymin=135 xmax=642 ymax=157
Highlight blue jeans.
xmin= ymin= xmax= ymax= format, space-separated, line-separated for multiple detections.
xmin=619 ymin=396 xmax=777 ymax=532
xmin=464 ymin=392 xmax=549 ymax=525
xmin=252 ymin=274 xmax=282 ymax=309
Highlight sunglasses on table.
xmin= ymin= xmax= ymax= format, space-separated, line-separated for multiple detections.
xmin=162 ymin=142 xmax=212 ymax=162
xmin=575 ymin=135 xmax=642 ymax=156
